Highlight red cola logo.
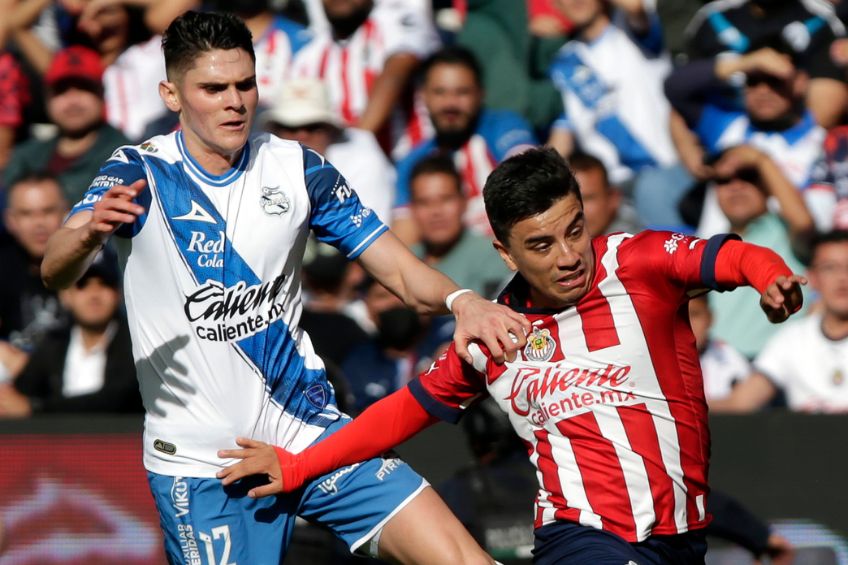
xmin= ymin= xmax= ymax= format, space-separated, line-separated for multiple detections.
xmin=506 ymin=364 xmax=632 ymax=416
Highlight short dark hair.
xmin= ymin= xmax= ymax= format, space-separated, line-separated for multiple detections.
xmin=162 ymin=11 xmax=255 ymax=79
xmin=409 ymin=154 xmax=462 ymax=198
xmin=568 ymin=152 xmax=610 ymax=189
xmin=5 ymin=173 xmax=65 ymax=207
xmin=483 ymin=147 xmax=582 ymax=244
xmin=420 ymin=45 xmax=482 ymax=87
xmin=811 ymin=230 xmax=848 ymax=263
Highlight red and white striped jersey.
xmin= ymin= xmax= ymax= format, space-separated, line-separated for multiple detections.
xmin=289 ymin=1 xmax=439 ymax=159
xmin=410 ymin=231 xmax=733 ymax=542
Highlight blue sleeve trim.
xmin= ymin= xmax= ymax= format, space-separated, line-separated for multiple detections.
xmin=700 ymin=233 xmax=741 ymax=291
xmin=408 ymin=378 xmax=464 ymax=424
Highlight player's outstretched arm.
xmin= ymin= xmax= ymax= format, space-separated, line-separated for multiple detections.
xmin=42 ymin=180 xmax=146 ymax=289
xmin=217 ymin=387 xmax=438 ymax=498
xmin=358 ymin=231 xmax=530 ymax=363
xmin=713 ymin=239 xmax=807 ymax=323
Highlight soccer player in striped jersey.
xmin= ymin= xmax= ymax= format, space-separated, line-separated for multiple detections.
xmin=40 ymin=10 xmax=529 ymax=565
xmin=219 ymin=147 xmax=806 ymax=564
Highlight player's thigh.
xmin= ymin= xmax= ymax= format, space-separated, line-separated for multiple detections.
xmin=377 ymin=485 xmax=492 ymax=565
xmin=148 ymin=472 xmax=297 ymax=565
xmin=532 ymin=522 xmax=647 ymax=565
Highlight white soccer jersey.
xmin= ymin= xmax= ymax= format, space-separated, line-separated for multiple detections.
xmin=69 ymin=132 xmax=387 ymax=477
xmin=754 ymin=314 xmax=848 ymax=412
xmin=289 ymin=0 xmax=439 ymax=159
xmin=549 ymin=19 xmax=677 ymax=184
xmin=103 ymin=36 xmax=168 ymax=141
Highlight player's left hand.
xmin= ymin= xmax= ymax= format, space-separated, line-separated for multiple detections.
xmin=451 ymin=292 xmax=530 ymax=364
xmin=217 ymin=437 xmax=284 ymax=498
xmin=760 ymin=274 xmax=807 ymax=323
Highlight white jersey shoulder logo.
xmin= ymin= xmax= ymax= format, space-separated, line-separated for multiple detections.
xmin=173 ymin=201 xmax=217 ymax=224
xmin=261 ymin=185 xmax=290 ymax=215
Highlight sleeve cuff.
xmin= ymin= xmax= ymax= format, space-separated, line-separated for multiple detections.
xmin=700 ymin=233 xmax=741 ymax=291
xmin=408 ymin=378 xmax=464 ymax=424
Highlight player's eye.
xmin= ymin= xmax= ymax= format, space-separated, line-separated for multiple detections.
xmin=204 ymin=85 xmax=225 ymax=93
xmin=237 ymin=79 xmax=257 ymax=91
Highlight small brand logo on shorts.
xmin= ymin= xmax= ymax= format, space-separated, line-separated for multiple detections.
xmin=375 ymin=458 xmax=402 ymax=481
xmin=317 ymin=463 xmax=360 ymax=495
xmin=154 ymin=439 xmax=177 ymax=455
xmin=171 ymin=477 xmax=190 ymax=518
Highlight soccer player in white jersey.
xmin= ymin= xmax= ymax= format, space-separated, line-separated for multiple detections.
xmin=218 ymin=148 xmax=807 ymax=563
xmin=41 ymin=11 xmax=530 ymax=565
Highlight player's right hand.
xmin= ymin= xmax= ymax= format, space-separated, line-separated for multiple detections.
xmin=84 ymin=179 xmax=147 ymax=246
xmin=760 ymin=274 xmax=806 ymax=324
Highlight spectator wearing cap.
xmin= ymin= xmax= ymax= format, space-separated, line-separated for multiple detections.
xmin=0 ymin=252 xmax=141 ymax=418
xmin=261 ymin=78 xmax=395 ymax=223
xmin=3 ymin=46 xmax=129 ymax=205
xmin=665 ymin=46 xmax=828 ymax=234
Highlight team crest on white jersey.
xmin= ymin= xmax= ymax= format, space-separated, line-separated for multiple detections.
xmin=524 ymin=327 xmax=556 ymax=362
xmin=261 ymin=185 xmax=290 ymax=215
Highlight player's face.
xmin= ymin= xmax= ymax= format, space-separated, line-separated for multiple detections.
xmin=575 ymin=167 xmax=617 ymax=237
xmin=810 ymin=242 xmax=848 ymax=319
xmin=423 ymin=64 xmax=483 ymax=136
xmin=165 ymin=48 xmax=258 ymax=164
xmin=494 ymin=193 xmax=594 ymax=309
xmin=410 ymin=172 xmax=466 ymax=247
xmin=65 ymin=277 xmax=121 ymax=329
xmin=3 ymin=180 xmax=67 ymax=259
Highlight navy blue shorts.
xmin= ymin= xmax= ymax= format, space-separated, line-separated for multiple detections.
xmin=533 ymin=521 xmax=707 ymax=565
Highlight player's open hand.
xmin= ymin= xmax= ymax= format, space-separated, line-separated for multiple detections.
xmin=760 ymin=274 xmax=807 ymax=323
xmin=217 ymin=437 xmax=285 ymax=498
xmin=451 ymin=292 xmax=530 ymax=364
xmin=84 ymin=179 xmax=147 ymax=247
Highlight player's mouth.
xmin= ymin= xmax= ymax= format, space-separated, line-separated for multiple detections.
xmin=220 ymin=119 xmax=246 ymax=131
xmin=556 ymin=268 xmax=586 ymax=289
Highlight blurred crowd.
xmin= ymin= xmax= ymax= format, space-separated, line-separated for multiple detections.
xmin=1 ymin=0 xmax=848 ymax=428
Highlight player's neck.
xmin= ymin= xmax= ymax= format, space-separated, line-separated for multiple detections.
xmin=577 ymin=14 xmax=610 ymax=43
xmin=181 ymin=131 xmax=243 ymax=176
xmin=822 ymin=312 xmax=848 ymax=341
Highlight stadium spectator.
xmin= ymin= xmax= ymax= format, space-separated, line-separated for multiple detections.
xmin=0 ymin=52 xmax=29 ymax=174
xmin=261 ymin=77 xmax=395 ymax=222
xmin=684 ymin=0 xmax=848 ymax=128
xmin=393 ymin=46 xmax=537 ymax=241
xmin=0 ymin=253 xmax=140 ymax=418
xmin=665 ymin=46 xmax=828 ymax=232
xmin=290 ymin=0 xmax=441 ymax=159
xmin=706 ymin=145 xmax=813 ymax=359
xmin=548 ymin=0 xmax=694 ymax=230
xmin=220 ymin=147 xmax=807 ymax=563
xmin=712 ymin=231 xmax=848 ymax=413
xmin=808 ymin=125 xmax=848 ymax=231
xmin=408 ymin=155 xmax=510 ymax=298
xmin=569 ymin=152 xmax=642 ymax=237
xmin=3 ymin=46 xmax=129 ymax=204
xmin=299 ymin=240 xmax=369 ymax=370
xmin=9 ymin=0 xmax=168 ymax=141
xmin=688 ymin=293 xmax=752 ymax=403
xmin=342 ymin=278 xmax=424 ymax=413
xmin=0 ymin=175 xmax=68 ymax=368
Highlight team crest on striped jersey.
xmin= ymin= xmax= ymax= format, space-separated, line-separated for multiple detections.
xmin=524 ymin=327 xmax=556 ymax=362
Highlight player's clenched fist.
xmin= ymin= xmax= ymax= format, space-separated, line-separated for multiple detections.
xmin=84 ymin=179 xmax=147 ymax=246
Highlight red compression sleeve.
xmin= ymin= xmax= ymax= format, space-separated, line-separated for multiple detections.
xmin=275 ymin=386 xmax=439 ymax=492
xmin=713 ymin=239 xmax=793 ymax=294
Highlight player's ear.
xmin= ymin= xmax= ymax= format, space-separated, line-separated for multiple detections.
xmin=159 ymin=80 xmax=181 ymax=112
xmin=493 ymin=239 xmax=518 ymax=271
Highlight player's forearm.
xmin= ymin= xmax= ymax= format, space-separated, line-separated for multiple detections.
xmin=277 ymin=387 xmax=437 ymax=491
xmin=713 ymin=240 xmax=792 ymax=294
xmin=757 ymin=158 xmax=814 ymax=237
xmin=41 ymin=225 xmax=104 ymax=290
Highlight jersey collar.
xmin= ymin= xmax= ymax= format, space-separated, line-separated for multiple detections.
xmin=177 ymin=130 xmax=251 ymax=187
